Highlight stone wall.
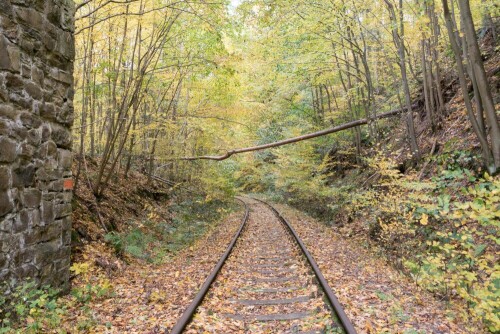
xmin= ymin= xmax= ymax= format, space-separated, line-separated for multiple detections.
xmin=0 ymin=0 xmax=74 ymax=292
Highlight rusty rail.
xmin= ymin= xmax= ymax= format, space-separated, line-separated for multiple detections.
xmin=252 ymin=197 xmax=358 ymax=334
xmin=169 ymin=197 xmax=249 ymax=334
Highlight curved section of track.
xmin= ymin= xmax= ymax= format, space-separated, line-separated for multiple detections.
xmin=169 ymin=197 xmax=356 ymax=334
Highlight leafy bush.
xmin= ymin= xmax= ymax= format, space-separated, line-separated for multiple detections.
xmin=0 ymin=281 xmax=65 ymax=333
xmin=69 ymin=262 xmax=114 ymax=304
xmin=349 ymin=155 xmax=499 ymax=331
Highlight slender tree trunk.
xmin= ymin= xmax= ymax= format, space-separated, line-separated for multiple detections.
xmin=442 ymin=0 xmax=495 ymax=171
xmin=429 ymin=0 xmax=445 ymax=119
xmin=124 ymin=112 xmax=136 ymax=178
xmin=74 ymin=22 xmax=94 ymax=192
xmin=385 ymin=0 xmax=420 ymax=161
xmin=458 ymin=0 xmax=500 ymax=171
xmin=462 ymin=11 xmax=487 ymax=137
xmin=90 ymin=71 xmax=96 ymax=157
xmin=421 ymin=40 xmax=435 ymax=132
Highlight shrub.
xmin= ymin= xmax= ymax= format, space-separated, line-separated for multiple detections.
xmin=0 ymin=281 xmax=65 ymax=333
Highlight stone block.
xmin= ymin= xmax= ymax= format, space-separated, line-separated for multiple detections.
xmin=28 ymin=221 xmax=61 ymax=245
xmin=0 ymin=136 xmax=17 ymax=162
xmin=14 ymin=263 xmax=37 ymax=281
xmin=0 ymin=13 xmax=16 ymax=31
xmin=49 ymin=68 xmax=72 ymax=84
xmin=13 ymin=247 xmax=34 ymax=265
xmin=9 ymin=187 xmax=18 ymax=203
xmin=40 ymin=102 xmax=56 ymax=121
xmin=12 ymin=210 xmax=31 ymax=233
xmin=46 ymin=3 xmax=61 ymax=27
xmin=27 ymin=128 xmax=41 ymax=145
xmin=0 ymin=217 xmax=12 ymax=233
xmin=0 ymin=1 xmax=13 ymax=18
xmin=41 ymin=31 xmax=56 ymax=52
xmin=50 ymin=124 xmax=71 ymax=149
xmin=22 ymin=188 xmax=41 ymax=208
xmin=0 ymin=231 xmax=14 ymax=252
xmin=46 ymin=140 xmax=57 ymax=156
xmin=0 ymin=118 xmax=12 ymax=136
xmin=19 ymin=143 xmax=34 ymax=159
xmin=8 ymin=91 xmax=32 ymax=109
xmin=5 ymin=72 xmax=23 ymax=90
xmin=12 ymin=164 xmax=36 ymax=188
xmin=37 ymin=140 xmax=57 ymax=160
xmin=0 ymin=253 xmax=7 ymax=270
xmin=56 ymin=31 xmax=74 ymax=60
xmin=35 ymin=239 xmax=60 ymax=263
xmin=24 ymin=80 xmax=43 ymax=100
xmin=41 ymin=123 xmax=51 ymax=142
xmin=31 ymin=209 xmax=41 ymax=227
xmin=0 ymin=36 xmax=20 ymax=72
xmin=61 ymin=216 xmax=71 ymax=230
xmin=0 ymin=166 xmax=11 ymax=190
xmin=39 ymin=262 xmax=55 ymax=283
xmin=20 ymin=111 xmax=42 ymax=129
xmin=21 ymin=63 xmax=31 ymax=79
xmin=12 ymin=123 xmax=27 ymax=140
xmin=14 ymin=7 xmax=44 ymax=32
xmin=62 ymin=191 xmax=72 ymax=203
xmin=48 ymin=179 xmax=63 ymax=192
xmin=41 ymin=200 xmax=54 ymax=225
xmin=0 ymin=191 xmax=13 ymax=218
xmin=61 ymin=228 xmax=70 ymax=246
xmin=31 ymin=65 xmax=44 ymax=86
xmin=54 ymin=203 xmax=71 ymax=218
xmin=56 ymin=103 xmax=73 ymax=125
xmin=15 ymin=210 xmax=30 ymax=233
xmin=57 ymin=149 xmax=71 ymax=169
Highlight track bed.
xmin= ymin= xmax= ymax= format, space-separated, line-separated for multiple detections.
xmin=172 ymin=198 xmax=354 ymax=334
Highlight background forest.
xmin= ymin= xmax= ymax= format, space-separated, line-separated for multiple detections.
xmin=70 ymin=0 xmax=499 ymax=331
xmin=2 ymin=0 xmax=497 ymax=332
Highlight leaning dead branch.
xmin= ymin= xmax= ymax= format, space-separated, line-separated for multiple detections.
xmin=181 ymin=106 xmax=413 ymax=161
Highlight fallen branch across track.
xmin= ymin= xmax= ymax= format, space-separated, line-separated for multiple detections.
xmin=181 ymin=106 xmax=414 ymax=161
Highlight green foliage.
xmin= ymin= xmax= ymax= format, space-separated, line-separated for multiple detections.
xmin=104 ymin=198 xmax=235 ymax=263
xmin=69 ymin=262 xmax=114 ymax=308
xmin=165 ymin=198 xmax=236 ymax=254
xmin=70 ymin=282 xmax=113 ymax=305
xmin=105 ymin=229 xmax=154 ymax=260
xmin=0 ymin=281 xmax=65 ymax=333
xmin=349 ymin=155 xmax=499 ymax=331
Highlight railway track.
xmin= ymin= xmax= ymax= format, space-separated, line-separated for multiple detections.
xmin=170 ymin=197 xmax=356 ymax=334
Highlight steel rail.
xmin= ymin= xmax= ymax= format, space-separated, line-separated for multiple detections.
xmin=252 ymin=197 xmax=358 ymax=334
xmin=169 ymin=197 xmax=250 ymax=334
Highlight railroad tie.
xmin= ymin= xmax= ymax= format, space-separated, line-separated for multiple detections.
xmin=172 ymin=197 xmax=357 ymax=334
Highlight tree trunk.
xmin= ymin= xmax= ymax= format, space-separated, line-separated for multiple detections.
xmin=442 ymin=0 xmax=495 ymax=172
xmin=385 ymin=0 xmax=420 ymax=161
xmin=458 ymin=0 xmax=500 ymax=172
